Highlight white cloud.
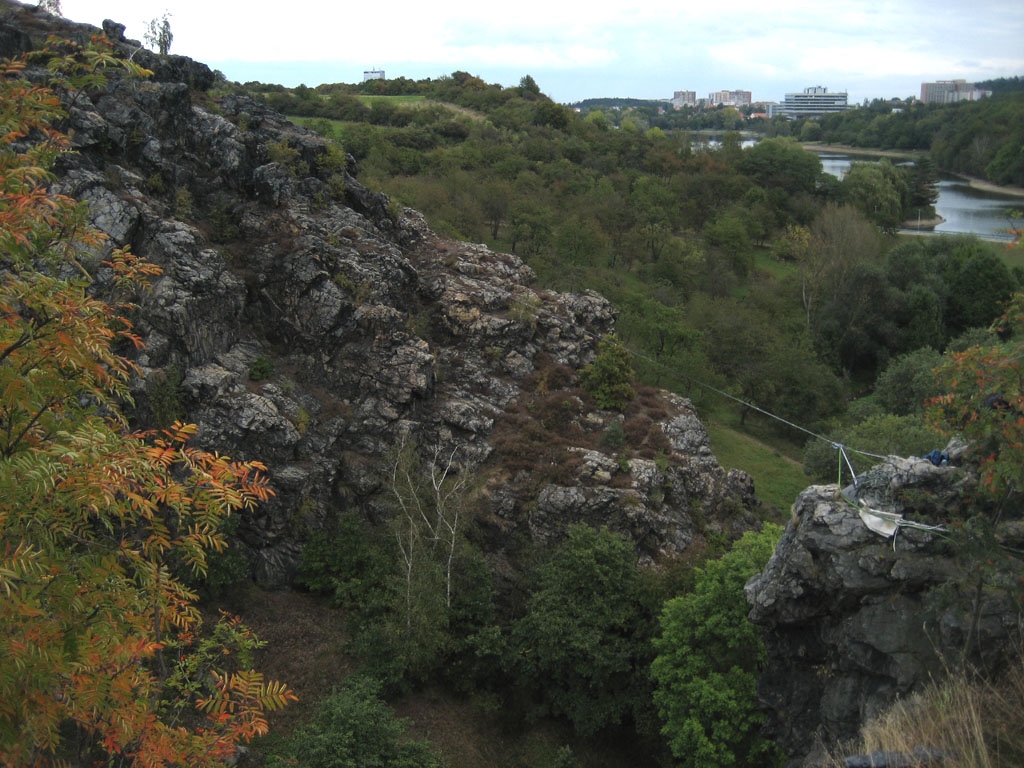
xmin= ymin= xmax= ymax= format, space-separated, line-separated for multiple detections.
xmin=59 ymin=0 xmax=1024 ymax=101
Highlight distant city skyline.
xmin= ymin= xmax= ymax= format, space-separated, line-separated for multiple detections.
xmin=60 ymin=0 xmax=1024 ymax=105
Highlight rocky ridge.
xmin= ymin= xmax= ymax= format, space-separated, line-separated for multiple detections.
xmin=0 ymin=0 xmax=761 ymax=590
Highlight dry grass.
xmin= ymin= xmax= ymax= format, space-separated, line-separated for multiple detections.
xmin=394 ymin=691 xmax=646 ymax=768
xmin=204 ymin=587 xmax=355 ymax=735
xmin=825 ymin=657 xmax=1024 ymax=768
xmin=211 ymin=589 xmax=646 ymax=768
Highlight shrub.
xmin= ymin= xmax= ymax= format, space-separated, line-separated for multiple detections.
xmin=509 ymin=524 xmax=646 ymax=737
xmin=146 ymin=364 xmax=184 ymax=428
xmin=802 ymin=414 xmax=946 ymax=485
xmin=249 ymin=355 xmax=275 ymax=380
xmin=652 ymin=525 xmax=785 ymax=768
xmin=174 ymin=187 xmax=193 ymax=218
xmin=874 ymin=347 xmax=943 ymax=416
xmin=270 ymin=675 xmax=441 ymax=768
xmin=295 ymin=517 xmax=394 ymax=620
xmin=579 ymin=335 xmax=636 ymax=412
xmin=602 ymin=420 xmax=626 ymax=450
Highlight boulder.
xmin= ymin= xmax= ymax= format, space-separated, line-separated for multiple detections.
xmin=746 ymin=449 xmax=1022 ymax=765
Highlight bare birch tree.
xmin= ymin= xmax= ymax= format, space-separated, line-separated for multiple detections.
xmin=388 ymin=436 xmax=474 ymax=613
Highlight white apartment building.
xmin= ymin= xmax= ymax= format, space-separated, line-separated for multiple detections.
xmin=672 ymin=90 xmax=697 ymax=109
xmin=767 ymin=86 xmax=850 ymax=118
xmin=709 ymin=89 xmax=752 ymax=108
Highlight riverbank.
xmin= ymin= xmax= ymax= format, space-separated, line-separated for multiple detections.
xmin=802 ymin=143 xmax=1024 ymax=199
xmin=959 ymin=175 xmax=1024 ymax=198
xmin=801 ymin=142 xmax=926 ymax=161
xmin=901 ymin=216 xmax=945 ymax=230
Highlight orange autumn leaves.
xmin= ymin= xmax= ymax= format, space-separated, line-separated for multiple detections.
xmin=0 ymin=38 xmax=294 ymax=766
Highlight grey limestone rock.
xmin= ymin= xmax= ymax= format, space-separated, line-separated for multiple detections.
xmin=746 ymin=451 xmax=1021 ymax=766
xmin=4 ymin=3 xmax=764 ymax=591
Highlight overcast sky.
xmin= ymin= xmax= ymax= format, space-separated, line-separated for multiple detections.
xmin=60 ymin=0 xmax=1024 ymax=104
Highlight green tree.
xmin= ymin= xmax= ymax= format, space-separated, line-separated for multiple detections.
xmin=651 ymin=526 xmax=784 ymax=768
xmin=368 ymin=437 xmax=481 ymax=682
xmin=509 ymin=525 xmax=645 ymax=736
xmin=703 ymin=212 xmax=754 ymax=278
xmin=579 ymin=335 xmax=636 ymax=411
xmin=518 ymin=74 xmax=541 ymax=98
xmin=942 ymin=241 xmax=1016 ymax=337
xmin=841 ymin=160 xmax=908 ymax=232
xmin=275 ymin=675 xmax=440 ymax=768
xmin=874 ymin=348 xmax=944 ymax=416
xmin=585 ymin=108 xmax=609 ymax=131
xmin=480 ymin=179 xmax=512 ymax=238
xmin=772 ymin=223 xmax=811 ymax=263
xmin=534 ymin=101 xmax=571 ymax=130
xmin=739 ymin=138 xmax=821 ymax=196
xmin=629 ymin=175 xmax=676 ymax=262
xmin=555 ymin=215 xmax=606 ymax=270
xmin=986 ymin=139 xmax=1024 ymax=185
xmin=805 ymin=204 xmax=885 ymax=371
xmin=908 ymin=156 xmax=939 ymax=214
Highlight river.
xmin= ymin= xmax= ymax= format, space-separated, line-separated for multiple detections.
xmin=817 ymin=153 xmax=1023 ymax=239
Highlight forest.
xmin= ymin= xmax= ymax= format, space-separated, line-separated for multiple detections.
xmin=241 ymin=71 xmax=1024 ymax=486
xmin=3 ymin=27 xmax=1024 ymax=768
xmin=203 ymin=70 xmax=1024 ymax=765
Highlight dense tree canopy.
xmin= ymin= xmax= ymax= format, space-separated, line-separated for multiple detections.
xmin=800 ymin=92 xmax=1024 ymax=186
xmin=509 ymin=525 xmax=647 ymax=736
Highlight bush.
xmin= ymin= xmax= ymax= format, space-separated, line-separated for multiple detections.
xmin=579 ymin=336 xmax=636 ymax=411
xmin=270 ymin=675 xmax=441 ymax=768
xmin=652 ymin=525 xmax=785 ymax=768
xmin=249 ymin=355 xmax=275 ymax=380
xmin=295 ymin=517 xmax=393 ymax=621
xmin=508 ymin=524 xmax=646 ymax=736
xmin=874 ymin=348 xmax=943 ymax=416
xmin=802 ymin=414 xmax=947 ymax=484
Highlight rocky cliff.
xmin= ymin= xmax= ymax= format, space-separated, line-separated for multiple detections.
xmin=0 ymin=1 xmax=760 ymax=590
xmin=746 ymin=447 xmax=1024 ymax=765
xmin=6 ymin=4 xmax=1023 ymax=763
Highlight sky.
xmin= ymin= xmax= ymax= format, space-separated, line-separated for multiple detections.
xmin=59 ymin=0 xmax=1024 ymax=105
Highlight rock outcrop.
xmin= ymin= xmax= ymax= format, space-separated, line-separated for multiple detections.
xmin=1 ymin=1 xmax=762 ymax=588
xmin=7 ymin=4 xmax=1021 ymax=760
xmin=746 ymin=448 xmax=1023 ymax=766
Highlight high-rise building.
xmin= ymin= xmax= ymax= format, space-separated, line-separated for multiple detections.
xmin=672 ymin=90 xmax=697 ymax=109
xmin=362 ymin=69 xmax=385 ymax=81
xmin=709 ymin=89 xmax=752 ymax=108
xmin=920 ymin=80 xmax=991 ymax=104
xmin=767 ymin=86 xmax=850 ymax=118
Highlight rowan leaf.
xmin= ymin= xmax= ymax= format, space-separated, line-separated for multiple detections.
xmin=0 ymin=42 xmax=290 ymax=766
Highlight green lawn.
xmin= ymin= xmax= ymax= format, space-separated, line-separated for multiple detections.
xmin=357 ymin=94 xmax=429 ymax=106
xmin=705 ymin=418 xmax=809 ymax=518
